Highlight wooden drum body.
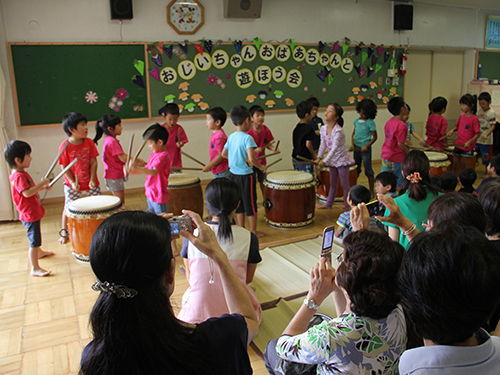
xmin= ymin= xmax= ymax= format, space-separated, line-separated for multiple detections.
xmin=317 ymin=165 xmax=357 ymax=203
xmin=66 ymin=196 xmax=122 ymax=263
xmin=425 ymin=151 xmax=451 ymax=177
xmin=263 ymin=171 xmax=315 ymax=228
xmin=167 ymin=173 xmax=203 ymax=216
xmin=444 ymin=147 xmax=477 ymax=171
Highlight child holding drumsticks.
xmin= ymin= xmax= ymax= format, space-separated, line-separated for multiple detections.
xmin=159 ymin=103 xmax=188 ymax=169
xmin=4 ymin=140 xmax=53 ymax=276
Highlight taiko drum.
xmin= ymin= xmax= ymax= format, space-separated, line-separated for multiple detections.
xmin=167 ymin=173 xmax=204 ymax=216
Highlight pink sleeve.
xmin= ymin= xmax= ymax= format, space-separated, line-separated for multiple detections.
xmin=439 ymin=117 xmax=448 ymax=136
xmin=395 ymin=123 xmax=408 ymax=143
xmin=472 ymin=116 xmax=481 ymax=133
xmin=180 ymin=126 xmax=188 ymax=143
xmin=109 ymin=139 xmax=124 ymax=156
xmin=150 ymin=153 xmax=169 ymax=171
xmin=265 ymin=126 xmax=274 ymax=144
xmin=213 ymin=134 xmax=226 ymax=152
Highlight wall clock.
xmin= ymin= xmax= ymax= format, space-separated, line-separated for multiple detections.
xmin=167 ymin=0 xmax=205 ymax=35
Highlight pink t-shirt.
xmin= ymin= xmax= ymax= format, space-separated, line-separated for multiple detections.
xmin=102 ymin=136 xmax=125 ymax=179
xmin=162 ymin=123 xmax=188 ymax=169
xmin=454 ymin=114 xmax=480 ymax=152
xmin=58 ymin=138 xmax=100 ymax=191
xmin=209 ymin=130 xmax=229 ymax=175
xmin=425 ymin=114 xmax=448 ymax=151
xmin=145 ymin=150 xmax=171 ymax=204
xmin=9 ymin=171 xmax=45 ymax=222
xmin=381 ymin=118 xmax=408 ymax=163
xmin=247 ymin=125 xmax=274 ymax=165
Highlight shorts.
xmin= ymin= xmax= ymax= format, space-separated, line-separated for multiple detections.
xmin=214 ymin=169 xmax=230 ymax=179
xmin=382 ymin=160 xmax=403 ymax=187
xmin=229 ymin=172 xmax=257 ymax=217
xmin=253 ymin=166 xmax=267 ymax=184
xmin=292 ymin=158 xmax=315 ymax=177
xmin=452 ymin=147 xmax=475 ymax=158
xmin=353 ymin=147 xmax=374 ymax=177
xmin=22 ymin=220 xmax=41 ymax=248
xmin=104 ymin=178 xmax=125 ymax=192
xmin=64 ymin=184 xmax=101 ymax=209
xmin=147 ymin=198 xmax=168 ymax=215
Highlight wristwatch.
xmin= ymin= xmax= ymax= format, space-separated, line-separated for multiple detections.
xmin=303 ymin=298 xmax=320 ymax=310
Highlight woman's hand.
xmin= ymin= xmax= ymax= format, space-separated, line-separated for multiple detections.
xmin=306 ymin=258 xmax=336 ymax=306
xmin=350 ymin=203 xmax=371 ymax=231
xmin=375 ymin=194 xmax=410 ymax=229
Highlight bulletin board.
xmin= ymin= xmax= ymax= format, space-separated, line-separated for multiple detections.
xmin=146 ymin=41 xmax=406 ymax=116
xmin=477 ymin=50 xmax=500 ymax=81
xmin=9 ymin=43 xmax=149 ymax=126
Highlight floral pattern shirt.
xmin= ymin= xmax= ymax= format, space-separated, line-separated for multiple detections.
xmin=276 ymin=306 xmax=406 ymax=375
xmin=318 ymin=124 xmax=354 ymax=168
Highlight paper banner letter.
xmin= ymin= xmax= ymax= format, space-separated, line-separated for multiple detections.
xmin=371 ymin=54 xmax=378 ymax=65
xmin=328 ymin=74 xmax=335 ymax=85
xmin=318 ymin=41 xmax=324 ymax=54
xmin=132 ymin=75 xmax=145 ymax=88
xmin=152 ymin=54 xmax=162 ymax=67
xmin=253 ymin=37 xmax=261 ymax=50
xmin=342 ymin=43 xmax=349 ymax=56
xmin=377 ymin=46 xmax=384 ymax=56
xmin=149 ymin=67 xmax=160 ymax=81
xmin=317 ymin=70 xmax=325 ymax=82
xmin=204 ymin=40 xmax=213 ymax=54
xmin=332 ymin=42 xmax=341 ymax=54
xmin=361 ymin=52 xmax=368 ymax=64
xmin=367 ymin=67 xmax=374 ymax=77
xmin=133 ymin=60 xmax=144 ymax=75
xmin=164 ymin=44 xmax=173 ymax=59
xmin=359 ymin=67 xmax=366 ymax=78
xmin=195 ymin=44 xmax=204 ymax=55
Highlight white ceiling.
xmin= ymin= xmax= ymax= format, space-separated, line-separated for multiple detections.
xmin=410 ymin=0 xmax=500 ymax=12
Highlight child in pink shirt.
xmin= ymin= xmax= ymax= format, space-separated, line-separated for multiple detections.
xmin=93 ymin=115 xmax=128 ymax=204
xmin=131 ymin=124 xmax=171 ymax=214
xmin=159 ymin=103 xmax=188 ymax=169
xmin=381 ymin=97 xmax=409 ymax=188
xmin=202 ymin=107 xmax=230 ymax=178
xmin=425 ymin=96 xmax=448 ymax=151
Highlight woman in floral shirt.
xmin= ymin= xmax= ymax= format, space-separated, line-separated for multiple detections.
xmin=265 ymin=230 xmax=407 ymax=374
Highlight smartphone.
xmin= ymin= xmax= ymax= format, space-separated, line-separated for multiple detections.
xmin=366 ymin=200 xmax=380 ymax=216
xmin=321 ymin=225 xmax=335 ymax=262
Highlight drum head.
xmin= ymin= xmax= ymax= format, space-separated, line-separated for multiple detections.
xmin=67 ymin=195 xmax=122 ymax=214
xmin=266 ymin=171 xmax=314 ymax=185
xmin=168 ymin=173 xmax=200 ymax=187
xmin=424 ymin=151 xmax=448 ymax=162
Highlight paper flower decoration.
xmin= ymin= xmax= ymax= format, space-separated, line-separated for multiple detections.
xmin=220 ymin=83 xmax=226 ymax=89
xmin=113 ymin=106 xmax=120 ymax=112
xmin=304 ymin=86 xmax=309 ymax=92
xmin=322 ymin=87 xmax=327 ymax=93
xmin=226 ymin=73 xmax=231 ymax=79
xmin=207 ymin=74 xmax=217 ymax=85
xmin=108 ymin=101 xmax=115 ymax=109
xmin=116 ymin=89 xmax=129 ymax=100
xmin=117 ymin=100 xmax=123 ymax=106
xmin=217 ymin=79 xmax=223 ymax=85
xmin=85 ymin=91 xmax=98 ymax=104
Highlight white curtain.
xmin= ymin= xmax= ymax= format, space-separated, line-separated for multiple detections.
xmin=0 ymin=64 xmax=16 ymax=221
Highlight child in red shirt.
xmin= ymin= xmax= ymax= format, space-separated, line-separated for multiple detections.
xmin=425 ymin=96 xmax=448 ymax=151
xmin=159 ymin=103 xmax=188 ymax=169
xmin=4 ymin=140 xmax=53 ymax=276
xmin=202 ymin=107 xmax=229 ymax=178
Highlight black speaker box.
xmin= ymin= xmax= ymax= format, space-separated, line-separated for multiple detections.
xmin=394 ymin=4 xmax=413 ymax=31
xmin=110 ymin=0 xmax=133 ymax=20
xmin=224 ymin=0 xmax=262 ymax=18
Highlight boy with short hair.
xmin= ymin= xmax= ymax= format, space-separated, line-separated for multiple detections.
xmin=381 ymin=97 xmax=409 ymax=189
xmin=476 ymin=92 xmax=497 ymax=172
xmin=375 ymin=171 xmax=398 ymax=198
xmin=58 ymin=112 xmax=101 ymax=244
xmin=458 ymin=168 xmax=477 ymax=194
xmin=292 ymin=101 xmax=317 ymax=175
xmin=202 ymin=107 xmax=229 ymax=178
xmin=159 ymin=103 xmax=188 ymax=169
xmin=222 ymin=105 xmax=266 ymax=235
xmin=4 ymin=140 xmax=53 ymax=276
xmin=247 ymin=105 xmax=277 ymax=197
xmin=441 ymin=171 xmax=458 ymax=193
xmin=477 ymin=154 xmax=500 ymax=192
xmin=306 ymin=97 xmax=323 ymax=152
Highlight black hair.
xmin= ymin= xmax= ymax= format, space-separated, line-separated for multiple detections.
xmin=355 ymin=99 xmax=378 ymax=120
xmin=205 ymin=178 xmax=241 ymax=242
xmin=336 ymin=230 xmax=404 ymax=319
xmin=375 ymin=172 xmax=397 ymax=193
xmin=400 ymin=150 xmax=440 ymax=201
xmin=206 ymin=107 xmax=227 ymax=127
xmin=62 ymin=112 xmax=87 ymax=137
xmin=440 ymin=171 xmax=458 ymax=193
xmin=478 ymin=92 xmax=492 ymax=102
xmin=400 ymin=222 xmax=500 ymax=345
xmin=81 ymin=211 xmax=213 ymax=375
xmin=478 ymin=180 xmax=500 ymax=237
xmin=328 ymin=103 xmax=345 ymax=127
xmin=459 ymin=93 xmax=477 ymax=115
xmin=143 ymin=123 xmax=168 ymax=144
xmin=387 ymin=97 xmax=406 ymax=116
xmin=93 ymin=114 xmax=121 ymax=145
xmin=296 ymin=101 xmax=313 ymax=119
xmin=249 ymin=105 xmax=265 ymax=116
xmin=489 ymin=155 xmax=500 ymax=174
xmin=306 ymin=97 xmax=320 ymax=108
xmin=428 ymin=96 xmax=448 ymax=114
xmin=349 ymin=184 xmax=371 ymax=205
xmin=458 ymin=168 xmax=477 ymax=188
xmin=406 ymin=104 xmax=411 ymax=112
xmin=429 ymin=174 xmax=442 ymax=190
xmin=229 ymin=105 xmax=251 ymax=126
xmin=3 ymin=140 xmax=31 ymax=168
xmin=427 ymin=193 xmax=486 ymax=233
xmin=161 ymin=103 xmax=180 ymax=116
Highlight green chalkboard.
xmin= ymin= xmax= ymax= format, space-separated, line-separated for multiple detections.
xmin=147 ymin=42 xmax=405 ymax=116
xmin=478 ymin=50 xmax=500 ymax=81
xmin=10 ymin=43 xmax=149 ymax=126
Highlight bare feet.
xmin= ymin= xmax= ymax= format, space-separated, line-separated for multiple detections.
xmin=31 ymin=268 xmax=52 ymax=277
xmin=38 ymin=249 xmax=55 ymax=259
xmin=57 ymin=236 xmax=69 ymax=245
xmin=316 ymin=204 xmax=332 ymax=209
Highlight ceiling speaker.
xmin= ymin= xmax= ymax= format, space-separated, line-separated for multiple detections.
xmin=110 ymin=0 xmax=133 ymax=20
xmin=224 ymin=0 xmax=262 ymax=19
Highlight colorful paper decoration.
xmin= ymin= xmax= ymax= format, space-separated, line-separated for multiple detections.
xmin=290 ymin=39 xmax=297 ymax=52
xmin=207 ymin=74 xmax=217 ymax=85
xmin=204 ymin=40 xmax=213 ymax=54
xmin=355 ymin=45 xmax=362 ymax=56
xmin=361 ymin=52 xmax=368 ymax=64
xmin=354 ymin=64 xmax=361 ymax=74
xmin=179 ymin=42 xmax=188 ymax=53
xmin=367 ymin=67 xmax=374 ymax=77
xmin=234 ymin=40 xmax=242 ymax=54
xmin=377 ymin=46 xmax=384 ymax=56
xmin=195 ymin=45 xmax=204 ymax=55
xmin=147 ymin=46 xmax=156 ymax=54
xmin=375 ymin=64 xmax=382 ymax=73
xmin=216 ymin=40 xmax=223 ymax=46
xmin=133 ymin=60 xmax=144 ymax=75
xmin=116 ymin=88 xmax=129 ymax=100
xmin=390 ymin=59 xmax=397 ymax=68
xmin=253 ymin=37 xmax=261 ymax=50
xmin=156 ymin=42 xmax=164 ymax=54
xmin=384 ymin=51 xmax=391 ymax=63
xmin=367 ymin=47 xmax=374 ymax=58
xmin=328 ymin=74 xmax=335 ymax=85
xmin=152 ymin=54 xmax=162 ymax=67
xmin=359 ymin=67 xmax=366 ymax=78
xmin=318 ymin=41 xmax=324 ymax=54
xmin=342 ymin=43 xmax=349 ymax=56
xmin=347 ymin=52 xmax=355 ymax=58
xmin=132 ymin=75 xmax=145 ymax=88
xmin=149 ymin=67 xmax=160 ymax=81
xmin=133 ymin=104 xmax=144 ymax=112
xmin=324 ymin=66 xmax=331 ymax=75
xmin=85 ymin=91 xmax=98 ymax=103
xmin=332 ymin=42 xmax=341 ymax=54
xmin=371 ymin=55 xmax=378 ymax=65
xmin=317 ymin=70 xmax=325 ymax=82
xmin=164 ymin=45 xmax=173 ymax=59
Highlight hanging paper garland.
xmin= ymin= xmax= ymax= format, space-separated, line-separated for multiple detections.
xmin=133 ymin=59 xmax=144 ymax=75
xmin=371 ymin=55 xmax=378 ymax=65
xmin=253 ymin=37 xmax=261 ymax=50
xmin=318 ymin=41 xmax=324 ymax=54
xmin=359 ymin=67 xmax=366 ymax=78
xmin=328 ymin=74 xmax=335 ymax=85
xmin=179 ymin=42 xmax=188 ymax=53
xmin=384 ymin=51 xmax=391 ymax=63
xmin=156 ymin=42 xmax=164 ymax=54
xmin=132 ymin=75 xmax=145 ymax=88
xmin=377 ymin=46 xmax=384 ymax=56
xmin=361 ymin=52 xmax=368 ymax=64
xmin=354 ymin=63 xmax=361 ymax=74
xmin=375 ymin=63 xmax=382 ymax=73
xmin=341 ymin=43 xmax=349 ymax=56
xmin=317 ymin=70 xmax=325 ymax=82
xmin=367 ymin=47 xmax=374 ymax=58
xmin=367 ymin=67 xmax=375 ymax=77
xmin=390 ymin=59 xmax=397 ymax=68
xmin=204 ymin=40 xmax=212 ymax=54
xmin=234 ymin=40 xmax=242 ymax=54
xmin=164 ymin=45 xmax=173 ymax=59
xmin=149 ymin=67 xmax=160 ymax=81
xmin=289 ymin=39 xmax=297 ymax=52
xmin=355 ymin=45 xmax=362 ymax=56
xmin=332 ymin=42 xmax=341 ymax=54
xmin=195 ymin=44 xmax=204 ymax=55
xmin=152 ymin=54 xmax=162 ymax=67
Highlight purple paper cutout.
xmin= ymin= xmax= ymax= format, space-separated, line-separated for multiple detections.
xmin=354 ymin=64 xmax=361 ymax=74
xmin=164 ymin=45 xmax=173 ymax=59
xmin=204 ymin=40 xmax=213 ymax=54
xmin=317 ymin=70 xmax=325 ymax=82
xmin=235 ymin=40 xmax=242 ymax=54
xmin=367 ymin=47 xmax=374 ymax=58
xmin=132 ymin=75 xmax=145 ymax=88
xmin=371 ymin=55 xmax=378 ymax=65
xmin=179 ymin=42 xmax=188 ymax=53
xmin=355 ymin=45 xmax=362 ymax=56
xmin=152 ymin=54 xmax=162 ymax=67
xmin=384 ymin=51 xmax=390 ymax=63
xmin=367 ymin=67 xmax=374 ymax=78
xmin=318 ymin=41 xmax=324 ymax=54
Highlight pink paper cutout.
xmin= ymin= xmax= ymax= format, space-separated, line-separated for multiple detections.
xmin=149 ymin=67 xmax=160 ymax=81
xmin=85 ymin=91 xmax=98 ymax=104
xmin=359 ymin=67 xmax=366 ymax=78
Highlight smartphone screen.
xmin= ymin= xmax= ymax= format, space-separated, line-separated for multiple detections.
xmin=321 ymin=226 xmax=335 ymax=262
xmin=366 ymin=200 xmax=380 ymax=216
xmin=170 ymin=222 xmax=180 ymax=234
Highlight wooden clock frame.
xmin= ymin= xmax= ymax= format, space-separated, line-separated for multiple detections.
xmin=167 ymin=0 xmax=205 ymax=35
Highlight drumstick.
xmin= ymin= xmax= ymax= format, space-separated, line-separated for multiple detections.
xmin=438 ymin=134 xmax=449 ymax=141
xmin=181 ymin=150 xmax=206 ymax=167
xmin=258 ymin=151 xmax=281 ymax=160
xmin=125 ymin=133 xmax=135 ymax=177
xmin=171 ymin=166 xmax=203 ymax=171
xmin=48 ymin=158 xmax=78 ymax=187
xmin=178 ymin=127 xmax=181 ymax=144
xmin=297 ymin=155 xmax=318 ymax=164
xmin=132 ymin=130 xmax=154 ymax=165
xmin=266 ymin=158 xmax=282 ymax=169
xmin=45 ymin=141 xmax=69 ymax=179
xmin=275 ymin=140 xmax=280 ymax=151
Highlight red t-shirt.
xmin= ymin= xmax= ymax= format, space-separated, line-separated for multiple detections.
xmin=425 ymin=114 xmax=448 ymax=151
xmin=102 ymin=136 xmax=125 ymax=179
xmin=162 ymin=123 xmax=188 ymax=169
xmin=454 ymin=114 xmax=480 ymax=152
xmin=381 ymin=118 xmax=408 ymax=163
xmin=145 ymin=150 xmax=171 ymax=204
xmin=9 ymin=171 xmax=45 ymax=222
xmin=58 ymin=138 xmax=100 ymax=191
xmin=209 ymin=130 xmax=229 ymax=175
xmin=247 ymin=125 xmax=275 ymax=165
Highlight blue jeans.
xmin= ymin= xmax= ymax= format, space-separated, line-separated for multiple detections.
xmin=147 ymin=198 xmax=168 ymax=215
xmin=353 ymin=147 xmax=374 ymax=177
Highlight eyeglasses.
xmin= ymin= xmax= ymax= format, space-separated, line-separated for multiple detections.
xmin=336 ymin=253 xmax=343 ymax=263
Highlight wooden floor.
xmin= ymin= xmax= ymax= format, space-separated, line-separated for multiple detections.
xmin=0 ymin=163 xmax=490 ymax=375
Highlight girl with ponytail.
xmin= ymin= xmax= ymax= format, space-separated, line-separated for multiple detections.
xmin=178 ymin=177 xmax=262 ymax=324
